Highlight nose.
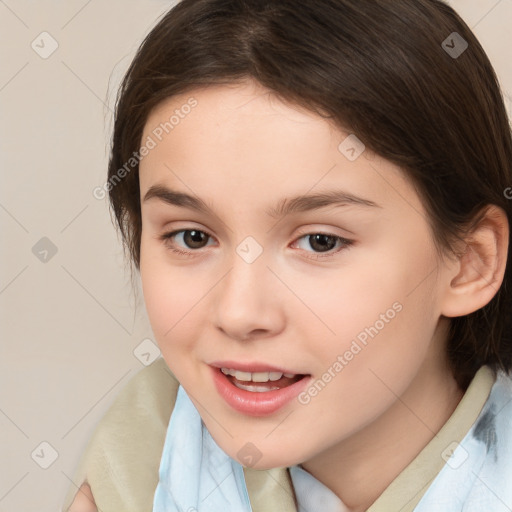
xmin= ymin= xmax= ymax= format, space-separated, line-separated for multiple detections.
xmin=213 ymin=250 xmax=285 ymax=341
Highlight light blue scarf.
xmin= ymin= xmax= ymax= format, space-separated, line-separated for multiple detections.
xmin=153 ymin=372 xmax=512 ymax=511
xmin=152 ymin=385 xmax=252 ymax=511
xmin=414 ymin=370 xmax=512 ymax=511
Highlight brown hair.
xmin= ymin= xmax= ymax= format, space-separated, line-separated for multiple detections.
xmin=107 ymin=0 xmax=512 ymax=390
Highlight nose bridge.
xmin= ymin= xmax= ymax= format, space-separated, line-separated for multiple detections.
xmin=213 ymin=238 xmax=283 ymax=338
xmin=222 ymin=239 xmax=271 ymax=302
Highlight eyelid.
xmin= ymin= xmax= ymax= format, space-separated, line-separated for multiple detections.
xmin=293 ymin=224 xmax=352 ymax=239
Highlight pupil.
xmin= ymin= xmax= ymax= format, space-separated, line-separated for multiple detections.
xmin=310 ymin=234 xmax=336 ymax=252
xmin=185 ymin=230 xmax=207 ymax=248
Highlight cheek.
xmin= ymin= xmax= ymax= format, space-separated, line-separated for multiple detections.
xmin=140 ymin=242 xmax=193 ymax=343
xmin=285 ymin=258 xmax=407 ymax=355
xmin=303 ymin=241 xmax=440 ymax=372
xmin=141 ymin=269 xmax=196 ymax=340
xmin=293 ymin=289 xmax=438 ymax=451
xmin=139 ymin=242 xmax=218 ymax=368
xmin=140 ymin=263 xmax=201 ymax=383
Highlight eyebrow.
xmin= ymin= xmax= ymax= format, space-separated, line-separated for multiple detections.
xmin=143 ymin=184 xmax=381 ymax=218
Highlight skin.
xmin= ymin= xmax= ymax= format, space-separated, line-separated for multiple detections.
xmin=67 ymin=482 xmax=96 ymax=512
xmin=130 ymin=78 xmax=508 ymax=511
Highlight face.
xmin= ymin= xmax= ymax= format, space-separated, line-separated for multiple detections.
xmin=138 ymin=79 xmax=455 ymax=469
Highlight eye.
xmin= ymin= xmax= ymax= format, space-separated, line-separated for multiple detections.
xmin=158 ymin=229 xmax=214 ymax=256
xmin=158 ymin=228 xmax=353 ymax=260
xmin=292 ymin=232 xmax=353 ymax=259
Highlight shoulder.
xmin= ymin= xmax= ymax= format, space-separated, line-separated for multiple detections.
xmin=63 ymin=358 xmax=180 ymax=512
xmin=467 ymin=370 xmax=512 ymax=506
xmin=490 ymin=370 xmax=512 ymax=432
xmin=89 ymin=357 xmax=180 ymax=443
xmin=90 ymin=355 xmax=180 ymax=461
xmin=104 ymin=357 xmax=180 ymax=424
xmin=471 ymin=369 xmax=512 ymax=469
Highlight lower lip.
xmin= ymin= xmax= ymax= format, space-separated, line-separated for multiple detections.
xmin=210 ymin=366 xmax=311 ymax=417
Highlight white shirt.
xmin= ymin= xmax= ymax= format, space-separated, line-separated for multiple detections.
xmin=289 ymin=464 xmax=350 ymax=512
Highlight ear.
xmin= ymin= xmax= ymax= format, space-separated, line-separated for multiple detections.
xmin=440 ymin=205 xmax=509 ymax=318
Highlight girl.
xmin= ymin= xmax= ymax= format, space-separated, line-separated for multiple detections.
xmin=64 ymin=0 xmax=512 ymax=510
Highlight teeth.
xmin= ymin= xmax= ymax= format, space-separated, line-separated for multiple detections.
xmin=233 ymin=382 xmax=281 ymax=392
xmin=234 ymin=370 xmax=252 ymax=381
xmin=220 ymin=368 xmax=294 ymax=382
xmin=253 ymin=371 xmax=283 ymax=382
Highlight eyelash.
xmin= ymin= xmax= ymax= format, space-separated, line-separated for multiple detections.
xmin=157 ymin=228 xmax=354 ymax=260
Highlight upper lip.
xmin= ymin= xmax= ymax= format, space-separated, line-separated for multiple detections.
xmin=209 ymin=360 xmax=306 ymax=375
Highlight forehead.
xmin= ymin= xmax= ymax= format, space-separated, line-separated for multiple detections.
xmin=138 ymin=81 xmax=424 ymax=218
xmin=144 ymin=79 xmax=331 ymax=131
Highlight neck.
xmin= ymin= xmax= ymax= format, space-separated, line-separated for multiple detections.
xmin=301 ymin=328 xmax=464 ymax=512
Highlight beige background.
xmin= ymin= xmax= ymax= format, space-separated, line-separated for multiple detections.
xmin=0 ymin=1 xmax=511 ymax=510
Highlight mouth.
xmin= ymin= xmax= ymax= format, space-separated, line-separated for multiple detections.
xmin=209 ymin=362 xmax=311 ymax=416
xmin=220 ymin=367 xmax=306 ymax=392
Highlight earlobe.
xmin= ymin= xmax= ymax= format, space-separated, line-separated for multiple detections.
xmin=440 ymin=205 xmax=509 ymax=318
